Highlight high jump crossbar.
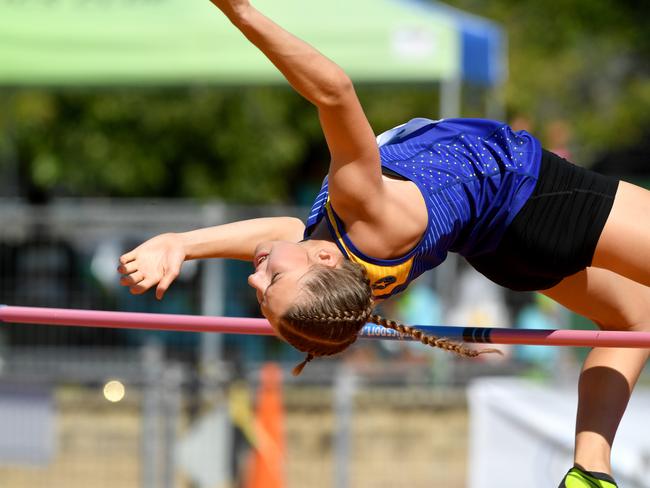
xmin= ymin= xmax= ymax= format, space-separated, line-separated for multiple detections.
xmin=1 ymin=305 xmax=650 ymax=348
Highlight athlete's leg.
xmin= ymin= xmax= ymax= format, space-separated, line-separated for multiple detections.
xmin=592 ymin=181 xmax=650 ymax=285
xmin=542 ymin=267 xmax=650 ymax=475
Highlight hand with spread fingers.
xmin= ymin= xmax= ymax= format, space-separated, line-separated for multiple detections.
xmin=118 ymin=233 xmax=187 ymax=300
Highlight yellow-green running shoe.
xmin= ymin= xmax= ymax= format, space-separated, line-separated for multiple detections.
xmin=559 ymin=467 xmax=618 ymax=488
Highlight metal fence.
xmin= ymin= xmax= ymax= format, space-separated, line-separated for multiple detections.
xmin=0 ymin=346 xmax=488 ymax=488
xmin=0 ymin=198 xmax=546 ymax=488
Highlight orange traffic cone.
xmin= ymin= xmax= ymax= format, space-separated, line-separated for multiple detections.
xmin=244 ymin=363 xmax=285 ymax=488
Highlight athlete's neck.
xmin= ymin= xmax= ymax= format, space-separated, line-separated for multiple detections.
xmin=309 ymin=218 xmax=336 ymax=242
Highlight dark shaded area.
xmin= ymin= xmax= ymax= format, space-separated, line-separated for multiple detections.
xmin=592 ymin=131 xmax=650 ymax=185
xmin=0 ymin=231 xmax=202 ymax=351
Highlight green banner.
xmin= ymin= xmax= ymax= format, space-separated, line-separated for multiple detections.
xmin=0 ymin=0 xmax=459 ymax=85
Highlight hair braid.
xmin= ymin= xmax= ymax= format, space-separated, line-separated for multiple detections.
xmin=280 ymin=261 xmax=373 ymax=377
xmin=286 ymin=303 xmax=374 ymax=376
xmin=293 ymin=306 xmax=373 ymax=325
xmin=369 ymin=314 xmax=501 ymax=358
xmin=279 ymin=259 xmax=500 ymax=376
xmin=292 ymin=353 xmax=314 ymax=376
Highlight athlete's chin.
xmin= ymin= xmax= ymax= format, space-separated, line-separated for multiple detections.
xmin=261 ymin=310 xmax=282 ymax=335
xmin=259 ymin=305 xmax=274 ymax=325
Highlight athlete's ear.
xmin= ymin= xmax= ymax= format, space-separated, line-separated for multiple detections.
xmin=315 ymin=249 xmax=340 ymax=267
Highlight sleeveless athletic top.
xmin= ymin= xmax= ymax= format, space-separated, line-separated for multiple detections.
xmin=304 ymin=118 xmax=542 ymax=300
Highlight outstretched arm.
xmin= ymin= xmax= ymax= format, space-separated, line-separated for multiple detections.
xmin=118 ymin=216 xmax=304 ymax=298
xmin=211 ymin=0 xmax=384 ymax=220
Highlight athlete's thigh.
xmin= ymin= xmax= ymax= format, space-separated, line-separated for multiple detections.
xmin=592 ymin=181 xmax=650 ymax=286
xmin=540 ymin=266 xmax=650 ymax=331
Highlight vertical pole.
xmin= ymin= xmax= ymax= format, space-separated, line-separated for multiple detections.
xmin=436 ymin=71 xmax=460 ymax=361
xmin=141 ymin=340 xmax=165 ymax=488
xmin=200 ymin=259 xmax=224 ymax=374
xmin=439 ymin=76 xmax=462 ymax=119
xmin=485 ymin=85 xmax=506 ymax=122
xmin=334 ymin=367 xmax=357 ymax=488
xmin=200 ymin=203 xmax=225 ymax=373
xmin=486 ymin=31 xmax=509 ymax=121
xmin=198 ymin=202 xmax=230 ymax=487
xmin=162 ymin=365 xmax=184 ymax=488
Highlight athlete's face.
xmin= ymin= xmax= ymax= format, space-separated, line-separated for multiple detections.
xmin=247 ymin=240 xmax=343 ymax=330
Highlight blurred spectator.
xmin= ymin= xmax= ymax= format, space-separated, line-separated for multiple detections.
xmin=545 ymin=119 xmax=573 ymax=161
xmin=510 ymin=114 xmax=534 ymax=133
xmin=446 ymin=266 xmax=511 ymax=360
xmin=378 ymin=280 xmax=443 ymax=361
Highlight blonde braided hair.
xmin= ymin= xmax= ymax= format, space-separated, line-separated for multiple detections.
xmin=280 ymin=261 xmax=500 ymax=375
xmin=368 ymin=314 xmax=501 ymax=358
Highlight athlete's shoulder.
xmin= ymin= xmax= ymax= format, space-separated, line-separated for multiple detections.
xmin=433 ymin=117 xmax=509 ymax=135
xmin=376 ymin=117 xmax=512 ymax=146
xmin=376 ymin=118 xmax=440 ymax=146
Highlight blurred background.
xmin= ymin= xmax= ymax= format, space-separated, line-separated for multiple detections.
xmin=1 ymin=0 xmax=649 ymax=487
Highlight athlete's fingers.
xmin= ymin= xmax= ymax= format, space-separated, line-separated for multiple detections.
xmin=117 ymin=261 xmax=139 ymax=275
xmin=156 ymin=269 xmax=179 ymax=300
xmin=129 ymin=278 xmax=157 ymax=295
xmin=120 ymin=271 xmax=145 ymax=286
xmin=119 ymin=251 xmax=136 ymax=266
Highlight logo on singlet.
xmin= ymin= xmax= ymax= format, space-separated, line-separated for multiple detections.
xmin=372 ymin=276 xmax=397 ymax=290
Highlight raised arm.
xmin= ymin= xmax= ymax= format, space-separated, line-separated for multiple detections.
xmin=118 ymin=217 xmax=304 ymax=298
xmin=211 ymin=0 xmax=384 ymax=220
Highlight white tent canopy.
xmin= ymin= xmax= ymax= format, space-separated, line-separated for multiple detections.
xmin=1 ymin=0 xmax=460 ymax=85
xmin=0 ymin=0 xmax=504 ymax=88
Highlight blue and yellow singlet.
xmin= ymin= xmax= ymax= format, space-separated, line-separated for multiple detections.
xmin=304 ymin=118 xmax=541 ymax=300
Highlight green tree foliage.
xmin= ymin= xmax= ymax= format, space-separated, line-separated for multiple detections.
xmin=444 ymin=0 xmax=650 ymax=160
xmin=1 ymin=1 xmax=647 ymax=202
xmin=1 ymin=88 xmax=314 ymax=202
xmin=0 ymin=86 xmax=439 ymax=203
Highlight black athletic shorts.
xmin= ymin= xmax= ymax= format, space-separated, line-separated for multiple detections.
xmin=465 ymin=149 xmax=620 ymax=291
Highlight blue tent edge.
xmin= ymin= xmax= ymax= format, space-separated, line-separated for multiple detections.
xmin=394 ymin=0 xmax=507 ymax=86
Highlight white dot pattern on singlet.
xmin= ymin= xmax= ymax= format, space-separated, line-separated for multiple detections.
xmin=305 ymin=119 xmax=541 ymax=298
